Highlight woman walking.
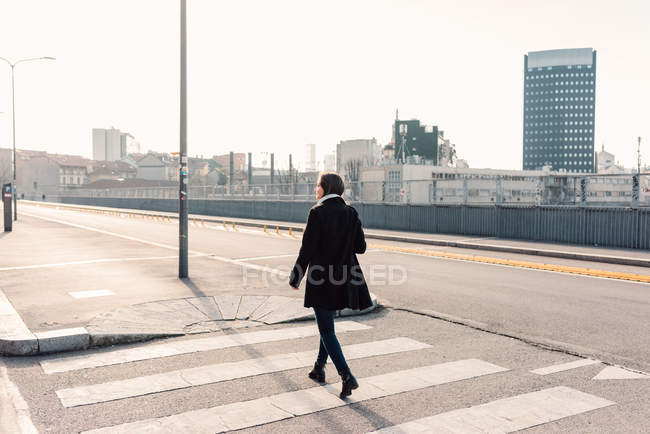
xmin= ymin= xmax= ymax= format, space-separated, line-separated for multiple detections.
xmin=289 ymin=172 xmax=373 ymax=399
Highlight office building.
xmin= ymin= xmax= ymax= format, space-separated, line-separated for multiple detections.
xmin=393 ymin=119 xmax=438 ymax=164
xmin=305 ymin=144 xmax=316 ymax=171
xmin=523 ymin=48 xmax=596 ymax=173
xmin=336 ymin=138 xmax=381 ymax=180
xmin=92 ymin=128 xmax=123 ymax=161
xmin=323 ymin=153 xmax=336 ymax=172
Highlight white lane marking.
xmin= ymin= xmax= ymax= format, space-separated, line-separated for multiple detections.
xmin=0 ymin=364 xmax=38 ymax=434
xmin=593 ymin=366 xmax=650 ymax=380
xmin=68 ymin=290 xmax=116 ymax=299
xmin=370 ymin=386 xmax=614 ymax=433
xmin=57 ymin=337 xmax=431 ymax=407
xmin=23 ymin=212 xmax=291 ymax=277
xmin=0 ymin=255 xmax=207 ymax=272
xmin=236 ymin=253 xmax=297 ymax=261
xmin=40 ymin=321 xmax=370 ymax=374
xmin=81 ymin=359 xmax=508 ymax=434
xmin=531 ymin=358 xmax=601 ymax=375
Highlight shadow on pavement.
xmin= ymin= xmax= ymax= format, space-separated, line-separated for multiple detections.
xmin=179 ymin=277 xmax=209 ymax=298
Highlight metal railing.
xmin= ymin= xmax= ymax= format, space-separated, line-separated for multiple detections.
xmin=43 ymin=174 xmax=650 ymax=207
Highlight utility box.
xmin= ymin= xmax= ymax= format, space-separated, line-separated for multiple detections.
xmin=3 ymin=183 xmax=11 ymax=232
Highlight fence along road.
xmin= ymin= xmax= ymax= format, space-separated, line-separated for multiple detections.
xmin=36 ymin=190 xmax=650 ymax=250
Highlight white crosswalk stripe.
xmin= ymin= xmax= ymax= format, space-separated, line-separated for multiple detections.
xmin=370 ymin=386 xmax=615 ymax=433
xmin=531 ymin=358 xmax=601 ymax=375
xmin=56 ymin=337 xmax=431 ymax=407
xmin=40 ymin=320 xmax=370 ymax=374
xmin=81 ymin=359 xmax=510 ymax=433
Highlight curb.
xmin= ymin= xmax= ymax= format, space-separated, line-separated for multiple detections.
xmin=1 ymin=294 xmax=379 ymax=357
xmin=22 ymin=200 xmax=650 ymax=268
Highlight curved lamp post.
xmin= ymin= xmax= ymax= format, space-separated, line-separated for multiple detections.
xmin=0 ymin=56 xmax=56 ymax=220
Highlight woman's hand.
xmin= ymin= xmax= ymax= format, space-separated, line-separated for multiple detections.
xmin=289 ymin=284 xmax=300 ymax=291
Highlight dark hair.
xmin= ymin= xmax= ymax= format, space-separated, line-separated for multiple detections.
xmin=318 ymin=172 xmax=345 ymax=196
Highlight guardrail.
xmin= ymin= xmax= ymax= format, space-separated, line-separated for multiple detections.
xmin=43 ymin=174 xmax=650 ymax=207
xmin=36 ymin=195 xmax=650 ymax=250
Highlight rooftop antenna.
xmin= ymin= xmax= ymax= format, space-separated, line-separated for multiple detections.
xmin=637 ymin=136 xmax=642 ymax=175
xmin=394 ymin=109 xmax=408 ymax=164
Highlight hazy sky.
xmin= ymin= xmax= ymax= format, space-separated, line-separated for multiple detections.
xmin=0 ymin=0 xmax=648 ymax=170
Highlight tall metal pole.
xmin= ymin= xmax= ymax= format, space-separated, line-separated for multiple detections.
xmin=178 ymin=0 xmax=189 ymax=278
xmin=270 ymin=153 xmax=274 ymax=184
xmin=247 ymin=152 xmax=252 ymax=188
xmin=10 ymin=66 xmax=16 ymax=220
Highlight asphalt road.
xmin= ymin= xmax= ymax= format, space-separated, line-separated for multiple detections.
xmin=0 ymin=202 xmax=648 ymax=433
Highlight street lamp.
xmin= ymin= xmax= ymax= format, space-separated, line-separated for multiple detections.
xmin=0 ymin=56 xmax=56 ymax=221
xmin=179 ymin=1 xmax=188 ymax=278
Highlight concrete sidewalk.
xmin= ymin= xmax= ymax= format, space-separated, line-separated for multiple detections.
xmin=24 ymin=200 xmax=650 ymax=267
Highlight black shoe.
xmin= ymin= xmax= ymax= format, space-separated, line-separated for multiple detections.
xmin=308 ymin=362 xmax=326 ymax=383
xmin=340 ymin=373 xmax=358 ymax=399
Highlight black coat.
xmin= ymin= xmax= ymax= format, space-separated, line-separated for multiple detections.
xmin=289 ymin=196 xmax=372 ymax=311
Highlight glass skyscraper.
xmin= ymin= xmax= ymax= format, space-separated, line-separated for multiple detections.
xmin=523 ymin=48 xmax=596 ymax=173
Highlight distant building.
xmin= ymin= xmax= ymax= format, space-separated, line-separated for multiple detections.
xmin=188 ymin=158 xmax=212 ymax=184
xmin=250 ymin=168 xmax=272 ymax=185
xmin=213 ymin=153 xmax=246 ymax=172
xmin=136 ymin=153 xmax=179 ymax=181
xmin=437 ymin=133 xmax=457 ymax=167
xmin=88 ymin=160 xmax=137 ymax=184
xmin=393 ymin=119 xmax=438 ymax=164
xmin=523 ymin=48 xmax=597 ymax=173
xmin=596 ymin=145 xmax=616 ymax=172
xmin=323 ymin=152 xmax=336 ymax=172
xmin=213 ymin=153 xmax=246 ymax=181
xmin=48 ymin=154 xmax=92 ymax=187
xmin=119 ymin=132 xmax=140 ymax=155
xmin=92 ymin=128 xmax=123 ymax=161
xmin=10 ymin=151 xmax=92 ymax=198
xmin=305 ymin=144 xmax=317 ymax=171
xmin=336 ymin=138 xmax=381 ymax=181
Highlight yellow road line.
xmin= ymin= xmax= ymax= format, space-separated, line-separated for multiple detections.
xmin=368 ymin=243 xmax=650 ymax=284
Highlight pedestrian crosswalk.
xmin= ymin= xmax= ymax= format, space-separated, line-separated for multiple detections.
xmin=29 ymin=318 xmax=627 ymax=433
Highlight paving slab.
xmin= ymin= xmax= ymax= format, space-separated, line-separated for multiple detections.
xmin=213 ymin=295 xmax=241 ymax=320
xmin=261 ymin=297 xmax=313 ymax=324
xmin=235 ymin=295 xmax=268 ymax=319
xmin=186 ymin=296 xmax=223 ymax=320
xmin=250 ymin=295 xmax=296 ymax=321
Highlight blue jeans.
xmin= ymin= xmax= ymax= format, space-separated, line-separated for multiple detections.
xmin=313 ymin=308 xmax=351 ymax=377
